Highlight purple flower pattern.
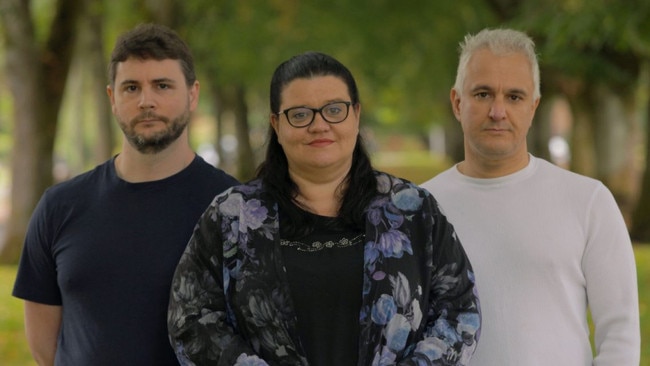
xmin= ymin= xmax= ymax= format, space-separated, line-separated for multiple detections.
xmin=168 ymin=173 xmax=480 ymax=365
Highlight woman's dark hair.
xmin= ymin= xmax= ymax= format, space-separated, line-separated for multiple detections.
xmin=108 ymin=23 xmax=196 ymax=87
xmin=257 ymin=51 xmax=377 ymax=238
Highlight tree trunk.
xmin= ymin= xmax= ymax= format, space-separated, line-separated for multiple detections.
xmin=212 ymin=85 xmax=255 ymax=181
xmin=630 ymin=61 xmax=650 ymax=242
xmin=529 ymin=97 xmax=553 ymax=162
xmin=86 ymin=0 xmax=114 ymax=163
xmin=0 ymin=0 xmax=83 ymax=263
xmin=631 ymin=92 xmax=650 ymax=241
xmin=443 ymin=118 xmax=464 ymax=163
xmin=591 ymin=83 xmax=640 ymax=225
xmin=231 ymin=85 xmax=255 ymax=181
xmin=566 ymin=91 xmax=596 ymax=177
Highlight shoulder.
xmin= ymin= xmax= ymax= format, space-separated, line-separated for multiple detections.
xmin=44 ymin=161 xmax=112 ymax=199
xmin=189 ymin=156 xmax=239 ymax=187
xmin=211 ymin=179 xmax=268 ymax=211
xmin=374 ymin=170 xmax=418 ymax=192
xmin=203 ymin=180 xmax=278 ymax=232
xmin=372 ymin=171 xmax=436 ymax=212
xmin=420 ymin=166 xmax=456 ymax=190
xmin=28 ymin=161 xmax=112 ymax=222
xmin=533 ymin=157 xmax=603 ymax=191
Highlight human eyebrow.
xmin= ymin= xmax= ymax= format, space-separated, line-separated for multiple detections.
xmin=119 ymin=79 xmax=140 ymax=87
xmin=507 ymin=88 xmax=529 ymax=100
xmin=153 ymin=78 xmax=176 ymax=85
xmin=118 ymin=80 xmax=140 ymax=91
xmin=470 ymin=85 xmax=493 ymax=94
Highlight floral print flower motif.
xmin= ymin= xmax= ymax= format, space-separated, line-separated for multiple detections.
xmin=430 ymin=264 xmax=461 ymax=297
xmin=383 ymin=204 xmax=405 ymax=229
xmin=168 ymin=173 xmax=479 ymax=365
xmin=376 ymin=173 xmax=392 ymax=194
xmin=414 ymin=337 xmax=450 ymax=361
xmin=391 ymin=185 xmax=424 ymax=212
xmin=390 ymin=273 xmax=424 ymax=332
xmin=369 ymin=270 xmax=429 ymax=361
xmin=456 ymin=312 xmax=481 ymax=345
xmin=391 ymin=272 xmax=411 ymax=309
xmin=372 ymin=345 xmax=397 ymax=366
xmin=220 ymin=193 xmax=268 ymax=233
xmin=385 ymin=314 xmax=411 ymax=351
xmin=244 ymin=289 xmax=295 ymax=356
xmin=371 ymin=294 xmax=397 ymax=325
xmin=234 ymin=353 xmax=269 ymax=366
xmin=377 ymin=229 xmax=413 ymax=259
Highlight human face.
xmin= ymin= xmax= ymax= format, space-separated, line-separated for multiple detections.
xmin=451 ymin=48 xmax=540 ymax=174
xmin=271 ymin=76 xmax=360 ymax=175
xmin=107 ymin=58 xmax=199 ymax=154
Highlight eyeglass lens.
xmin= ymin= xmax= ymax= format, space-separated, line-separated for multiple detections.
xmin=284 ymin=102 xmax=350 ymax=127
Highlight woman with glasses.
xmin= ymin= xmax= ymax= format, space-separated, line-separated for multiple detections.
xmin=167 ymin=52 xmax=480 ymax=366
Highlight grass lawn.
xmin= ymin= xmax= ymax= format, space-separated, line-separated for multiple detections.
xmin=1 ymin=246 xmax=648 ymax=365
xmin=636 ymin=244 xmax=650 ymax=364
xmin=0 ymin=266 xmax=33 ymax=365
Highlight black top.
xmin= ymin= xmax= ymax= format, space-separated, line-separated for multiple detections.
xmin=280 ymin=209 xmax=365 ymax=366
xmin=13 ymin=155 xmax=238 ymax=366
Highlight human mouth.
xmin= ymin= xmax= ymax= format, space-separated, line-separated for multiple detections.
xmin=308 ymin=138 xmax=334 ymax=147
xmin=484 ymin=125 xmax=509 ymax=133
xmin=132 ymin=113 xmax=167 ymax=125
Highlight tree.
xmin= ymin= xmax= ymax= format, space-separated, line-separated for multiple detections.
xmin=0 ymin=0 xmax=84 ymax=263
xmin=177 ymin=0 xmax=494 ymax=177
xmin=486 ymin=0 xmax=650 ymax=231
xmin=523 ymin=0 xmax=650 ymax=235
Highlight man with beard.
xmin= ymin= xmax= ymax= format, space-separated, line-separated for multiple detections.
xmin=12 ymin=24 xmax=238 ymax=365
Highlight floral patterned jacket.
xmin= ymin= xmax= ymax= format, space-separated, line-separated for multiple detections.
xmin=168 ymin=172 xmax=480 ymax=366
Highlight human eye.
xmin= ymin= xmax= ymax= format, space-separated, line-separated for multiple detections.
xmin=508 ymin=94 xmax=524 ymax=102
xmin=324 ymin=103 xmax=344 ymax=116
xmin=122 ymin=84 xmax=139 ymax=93
xmin=474 ymin=91 xmax=490 ymax=100
xmin=288 ymin=108 xmax=311 ymax=122
xmin=157 ymin=81 xmax=176 ymax=90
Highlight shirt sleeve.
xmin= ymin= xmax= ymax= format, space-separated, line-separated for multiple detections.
xmin=12 ymin=191 xmax=62 ymax=305
xmin=412 ymin=198 xmax=480 ymax=365
xmin=167 ymin=202 xmax=265 ymax=366
xmin=583 ymin=183 xmax=640 ymax=365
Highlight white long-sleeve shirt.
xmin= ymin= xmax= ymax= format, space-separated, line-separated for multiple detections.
xmin=421 ymin=155 xmax=639 ymax=366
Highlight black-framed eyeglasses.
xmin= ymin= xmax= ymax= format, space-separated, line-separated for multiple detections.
xmin=277 ymin=101 xmax=352 ymax=128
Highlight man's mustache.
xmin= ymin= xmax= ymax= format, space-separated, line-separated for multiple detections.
xmin=130 ymin=112 xmax=169 ymax=124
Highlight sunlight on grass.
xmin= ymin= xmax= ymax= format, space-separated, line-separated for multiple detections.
xmin=635 ymin=244 xmax=650 ymax=364
xmin=372 ymin=150 xmax=452 ymax=184
xmin=0 ymin=266 xmax=33 ymax=366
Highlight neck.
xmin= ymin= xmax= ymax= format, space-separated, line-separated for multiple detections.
xmin=289 ymin=165 xmax=350 ymax=217
xmin=115 ymin=138 xmax=195 ymax=183
xmin=459 ymin=152 xmax=530 ymax=178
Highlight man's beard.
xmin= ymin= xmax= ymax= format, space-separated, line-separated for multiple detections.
xmin=119 ymin=109 xmax=190 ymax=154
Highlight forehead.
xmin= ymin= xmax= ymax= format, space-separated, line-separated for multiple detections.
xmin=114 ymin=57 xmax=185 ymax=83
xmin=281 ymin=76 xmax=349 ymax=106
xmin=464 ymin=48 xmax=534 ymax=92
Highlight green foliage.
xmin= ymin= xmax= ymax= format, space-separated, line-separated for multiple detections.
xmin=175 ymin=0 xmax=496 ymax=133
xmin=509 ymin=0 xmax=650 ymax=86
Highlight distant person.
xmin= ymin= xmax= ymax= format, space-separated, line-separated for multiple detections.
xmin=421 ymin=28 xmax=640 ymax=365
xmin=12 ymin=23 xmax=238 ymax=365
xmin=167 ymin=51 xmax=480 ymax=365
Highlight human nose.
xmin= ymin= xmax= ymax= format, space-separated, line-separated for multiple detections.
xmin=138 ymin=87 xmax=156 ymax=109
xmin=308 ymin=111 xmax=330 ymax=131
xmin=488 ymin=97 xmax=506 ymax=120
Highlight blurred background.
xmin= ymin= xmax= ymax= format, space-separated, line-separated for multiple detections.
xmin=0 ymin=0 xmax=648 ymax=364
